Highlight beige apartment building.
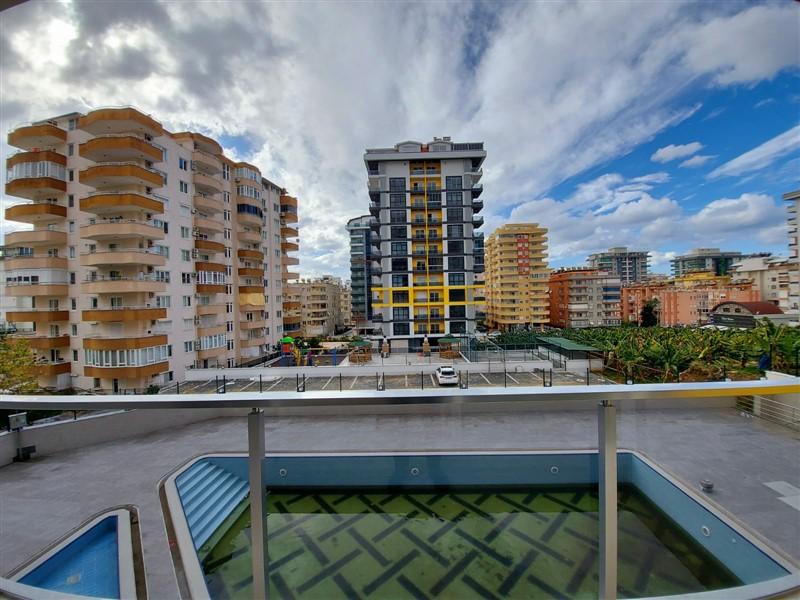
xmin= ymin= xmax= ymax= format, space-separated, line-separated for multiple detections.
xmin=4 ymin=107 xmax=297 ymax=392
xmin=730 ymin=255 xmax=797 ymax=313
xmin=783 ymin=189 xmax=799 ymax=313
xmin=280 ymin=193 xmax=302 ymax=336
xmin=485 ymin=224 xmax=549 ymax=330
xmin=548 ymin=267 xmax=621 ymax=328
xmin=297 ymin=275 xmax=344 ymax=337
xmin=340 ymin=281 xmax=353 ymax=329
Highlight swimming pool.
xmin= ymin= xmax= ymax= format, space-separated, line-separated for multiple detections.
xmin=167 ymin=451 xmax=796 ymax=599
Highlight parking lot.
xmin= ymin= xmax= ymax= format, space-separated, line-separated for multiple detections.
xmin=163 ymin=369 xmax=611 ymax=394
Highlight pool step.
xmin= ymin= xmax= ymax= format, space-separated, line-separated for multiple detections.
xmin=176 ymin=461 xmax=249 ymax=549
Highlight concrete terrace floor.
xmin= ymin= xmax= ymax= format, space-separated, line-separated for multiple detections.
xmin=1 ymin=407 xmax=798 ymax=598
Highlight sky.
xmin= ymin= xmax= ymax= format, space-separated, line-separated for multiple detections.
xmin=1 ymin=0 xmax=798 ymax=277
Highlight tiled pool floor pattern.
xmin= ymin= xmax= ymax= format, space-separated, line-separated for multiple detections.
xmin=203 ymin=486 xmax=739 ymax=599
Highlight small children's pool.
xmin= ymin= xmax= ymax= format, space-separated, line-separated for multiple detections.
xmin=169 ymin=452 xmax=795 ymax=599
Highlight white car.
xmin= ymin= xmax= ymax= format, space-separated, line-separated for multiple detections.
xmin=435 ymin=366 xmax=458 ymax=386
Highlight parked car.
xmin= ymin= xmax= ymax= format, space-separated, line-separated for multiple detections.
xmin=435 ymin=366 xmax=458 ymax=386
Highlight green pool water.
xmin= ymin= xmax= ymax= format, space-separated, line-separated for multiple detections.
xmin=201 ymin=485 xmax=740 ymax=599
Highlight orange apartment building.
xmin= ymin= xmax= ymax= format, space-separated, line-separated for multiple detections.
xmin=621 ymin=274 xmax=759 ymax=326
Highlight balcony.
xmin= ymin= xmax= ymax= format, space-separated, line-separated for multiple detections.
xmin=4 ymin=255 xmax=67 ymax=270
xmin=84 ymin=362 xmax=170 ymax=379
xmin=82 ymin=306 xmax=166 ymax=322
xmin=192 ymin=150 xmax=222 ymax=174
xmin=472 ymin=198 xmax=483 ymax=213
xmin=197 ymin=284 xmax=226 ymax=294
xmin=237 ymin=211 xmax=262 ymax=227
xmin=194 ymin=171 xmax=223 ymax=195
xmin=5 ymin=176 xmax=67 ymax=200
xmin=194 ymin=194 xmax=223 ymax=214
xmin=238 ymin=267 xmax=262 ymax=278
xmin=80 ymin=220 xmax=165 ymax=241
xmin=471 ymin=184 xmax=483 ymax=198
xmin=193 ymin=239 xmax=225 ymax=254
xmin=240 ymin=335 xmax=267 ymax=348
xmin=79 ymin=163 xmax=164 ymax=188
xmin=281 ymin=240 xmax=299 ymax=253
xmin=80 ymin=192 xmax=165 ymax=215
xmin=240 ymin=319 xmax=267 ymax=330
xmin=33 ymin=360 xmax=72 ymax=377
xmin=280 ymin=225 xmax=298 ymax=238
xmin=197 ymin=346 xmax=226 ymax=360
xmin=7 ymin=309 xmax=69 ymax=323
xmin=84 ymin=334 xmax=168 ymax=351
xmin=79 ymin=135 xmax=163 ymax=163
xmin=5 ymin=228 xmax=67 ymax=247
xmin=473 ymin=215 xmax=484 ymax=228
xmin=239 ymin=285 xmax=262 ymax=294
xmin=7 ymin=123 xmax=66 ymax=150
xmin=194 ymin=215 xmax=224 ymax=234
xmin=78 ymin=107 xmax=163 ymax=137
xmin=5 ymin=281 xmax=69 ymax=297
xmin=80 ymin=249 xmax=167 ymax=267
xmin=82 ymin=276 xmax=166 ymax=294
xmin=197 ymin=324 xmax=226 ymax=337
xmin=13 ymin=333 xmax=70 ymax=350
xmin=237 ymin=249 xmax=262 ymax=261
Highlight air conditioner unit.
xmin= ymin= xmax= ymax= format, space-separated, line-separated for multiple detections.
xmin=193 ymin=341 xmax=201 ymax=350
xmin=191 ymin=250 xmax=199 ymax=259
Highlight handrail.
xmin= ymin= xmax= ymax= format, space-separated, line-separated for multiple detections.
xmin=0 ymin=380 xmax=796 ymax=411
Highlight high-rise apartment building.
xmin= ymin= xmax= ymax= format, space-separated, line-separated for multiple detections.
xmin=364 ymin=138 xmax=485 ymax=350
xmin=621 ymin=274 xmax=758 ymax=326
xmin=279 ymin=193 xmax=302 ymax=337
xmin=783 ymin=189 xmax=799 ymax=313
xmin=297 ymin=275 xmax=344 ymax=337
xmin=346 ymin=215 xmax=375 ymax=330
xmin=671 ymin=248 xmax=742 ymax=277
xmin=340 ymin=281 xmax=353 ymax=329
xmin=3 ymin=108 xmax=294 ymax=391
xmin=548 ymin=268 xmax=621 ymax=328
xmin=485 ymin=223 xmax=549 ymax=330
xmin=730 ymin=255 xmax=796 ymax=312
xmin=587 ymin=246 xmax=649 ymax=284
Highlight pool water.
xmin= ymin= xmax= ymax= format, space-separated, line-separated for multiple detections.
xmin=19 ymin=515 xmax=120 ymax=599
xmin=201 ymin=485 xmax=740 ymax=599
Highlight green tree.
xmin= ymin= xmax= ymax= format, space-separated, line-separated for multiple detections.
xmin=640 ymin=298 xmax=659 ymax=327
xmin=0 ymin=337 xmax=38 ymax=394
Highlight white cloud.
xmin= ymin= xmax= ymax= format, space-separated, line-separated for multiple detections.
xmin=679 ymin=154 xmax=715 ymax=168
xmin=651 ymin=142 xmax=703 ymax=163
xmin=708 ymin=125 xmax=800 ymax=178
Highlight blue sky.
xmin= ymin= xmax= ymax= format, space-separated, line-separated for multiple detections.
xmin=1 ymin=1 xmax=798 ymax=277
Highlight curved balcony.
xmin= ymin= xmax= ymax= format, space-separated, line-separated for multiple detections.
xmin=173 ymin=131 xmax=222 ymax=156
xmin=193 ymin=172 xmax=223 ymax=195
xmin=8 ymin=123 xmax=67 ymax=150
xmin=238 ymin=267 xmax=262 ymax=278
xmin=238 ymin=248 xmax=262 ymax=260
xmin=196 ymin=284 xmax=226 ymax=294
xmin=285 ymin=271 xmax=300 ymax=280
xmin=196 ymin=303 xmax=225 ymax=316
xmin=5 ymin=282 xmax=69 ymax=297
xmin=6 ymin=202 xmax=65 ymax=224
xmin=238 ymin=230 xmax=261 ymax=243
xmin=14 ymin=334 xmax=70 ymax=350
xmin=282 ymin=300 xmax=301 ymax=310
xmin=80 ymin=192 xmax=164 ymax=215
xmin=80 ymin=249 xmax=166 ymax=267
xmin=84 ymin=334 xmax=168 ymax=350
xmin=80 ymin=163 xmax=164 ymax=188
xmin=283 ymin=314 xmax=302 ymax=324
xmin=237 ymin=212 xmax=261 ymax=227
xmin=84 ymin=362 xmax=169 ymax=379
xmin=194 ymin=215 xmax=224 ymax=234
xmin=78 ymin=107 xmax=163 ymax=137
xmin=7 ymin=150 xmax=66 ymax=170
xmin=282 ymin=255 xmax=300 ymax=266
xmin=7 ymin=309 xmax=69 ymax=323
xmin=280 ymin=211 xmax=298 ymax=224
xmin=281 ymin=225 xmax=298 ymax=238
xmin=195 ymin=239 xmax=226 ymax=254
xmin=5 ymin=256 xmax=67 ymax=270
xmin=82 ymin=306 xmax=166 ymax=322
xmin=34 ymin=361 xmax=72 ymax=377
xmin=5 ymin=177 xmax=67 ymax=200
xmin=240 ymin=319 xmax=266 ymax=330
xmin=197 ymin=346 xmax=225 ymax=360
xmin=5 ymin=228 xmax=67 ymax=247
xmin=280 ymin=194 xmax=297 ymax=208
xmin=82 ymin=276 xmax=166 ymax=294
xmin=281 ymin=240 xmax=299 ymax=252
xmin=79 ymin=135 xmax=163 ymax=163
xmin=192 ymin=150 xmax=222 ymax=174
xmin=239 ymin=285 xmax=262 ymax=294
xmin=194 ymin=194 xmax=223 ymax=214
xmin=241 ymin=335 xmax=266 ymax=348
xmin=197 ymin=324 xmax=225 ymax=337
xmin=80 ymin=220 xmax=165 ymax=240
xmin=196 ymin=261 xmax=225 ymax=273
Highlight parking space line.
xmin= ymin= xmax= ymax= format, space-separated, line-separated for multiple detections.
xmin=430 ymin=373 xmax=437 ymax=387
xmin=240 ymin=379 xmax=258 ymax=391
xmin=404 ymin=374 xmax=408 ymax=388
xmin=479 ymin=372 xmax=491 ymax=384
xmin=530 ymin=371 xmax=542 ymax=381
xmin=321 ymin=377 xmax=333 ymax=390
xmin=267 ymin=377 xmax=283 ymax=390
xmin=350 ymin=376 xmax=358 ymax=389
xmin=506 ymin=373 xmax=519 ymax=384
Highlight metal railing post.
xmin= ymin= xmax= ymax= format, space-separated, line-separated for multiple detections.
xmin=222 ymin=375 xmax=227 ymax=393
xmin=247 ymin=409 xmax=268 ymax=599
xmin=259 ymin=374 xmax=263 ymax=393
xmin=339 ymin=373 xmax=342 ymax=391
xmin=176 ymin=381 xmax=180 ymax=394
xmin=421 ymin=371 xmax=424 ymax=389
xmin=598 ymin=400 xmax=618 ymax=600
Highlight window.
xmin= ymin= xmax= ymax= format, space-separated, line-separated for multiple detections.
xmin=71 ymin=324 xmax=77 ymax=336
xmin=179 ymin=181 xmax=189 ymax=193
xmin=393 ymin=323 xmax=409 ymax=335
xmin=73 ymin=350 xmax=78 ymax=361
xmin=155 ymin=270 xmax=170 ymax=283
xmin=449 ymin=256 xmax=465 ymax=270
xmin=181 ymin=249 xmax=191 ymax=261
xmin=392 ymin=291 xmax=409 ymax=303
xmin=393 ymin=307 xmax=409 ymax=320
xmin=450 ymin=305 xmax=466 ymax=318
xmin=68 ymin=221 xmax=75 ymax=233
xmin=179 ymin=226 xmax=189 ymax=239
xmin=446 ymin=176 xmax=462 ymax=190
xmin=390 ymin=193 xmax=405 ymax=208
xmin=391 ymin=274 xmax=408 ymax=287
xmin=227 ymin=340 xmax=235 ymax=350
xmin=447 ymin=224 xmax=463 ymax=238
xmin=68 ymin=194 xmax=74 ymax=207
xmin=222 ymin=163 xmax=230 ymax=180
xmin=70 ymin=272 xmax=76 ymax=284
xmin=156 ymin=295 xmax=171 ymax=308
xmin=179 ymin=157 xmax=188 ymax=170
xmin=391 ymin=242 xmax=407 ymax=256
xmin=449 ymin=288 xmax=466 ymax=301
xmin=390 ymin=210 xmax=406 ymax=224
xmin=69 ymin=246 xmax=75 ymax=258
xmin=224 ymin=247 xmax=231 ymax=258
xmin=68 ymin=118 xmax=76 ymax=130
xmin=224 ymin=210 xmax=231 ymax=221
xmin=391 ymin=258 xmax=407 ymax=272
xmin=184 ymin=341 xmax=194 ymax=353
xmin=447 ymin=240 xmax=464 ymax=254
xmin=450 ymin=321 xmax=466 ymax=334
xmin=71 ymin=298 xmax=77 ymax=310
xmin=68 ymin=169 xmax=74 ymax=182
xmin=390 ymin=226 xmax=406 ymax=239
xmin=182 ymin=296 xmax=191 ymax=307
xmin=449 ymin=273 xmax=465 ymax=286
xmin=389 ymin=177 xmax=405 ymax=192
xmin=446 ymin=208 xmax=463 ymax=221
xmin=181 ymin=272 xmax=192 ymax=284
xmin=224 ymin=228 xmax=231 ymax=240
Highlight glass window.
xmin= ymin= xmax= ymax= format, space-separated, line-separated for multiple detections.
xmin=449 ymin=256 xmax=465 ymax=270
xmin=390 ymin=193 xmax=405 ymax=207
xmin=446 ymin=208 xmax=463 ymax=221
xmin=391 ymin=274 xmax=408 ymax=287
xmin=450 ymin=321 xmax=466 ymax=334
xmin=447 ymin=240 xmax=464 ymax=254
xmin=393 ymin=323 xmax=409 ymax=335
xmin=389 ymin=177 xmax=405 ymax=192
xmin=449 ymin=273 xmax=465 ymax=286
xmin=390 ymin=242 xmax=407 ymax=255
xmin=447 ymin=224 xmax=463 ymax=238
xmin=390 ymin=226 xmax=406 ymax=239
xmin=390 ymin=210 xmax=406 ymax=224
xmin=445 ymin=176 xmax=462 ymax=190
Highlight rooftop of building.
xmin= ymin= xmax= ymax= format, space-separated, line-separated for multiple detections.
xmin=364 ymin=138 xmax=486 ymax=163
xmin=712 ymin=301 xmax=784 ymax=315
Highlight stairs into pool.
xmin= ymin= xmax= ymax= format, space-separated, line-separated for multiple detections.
xmin=176 ymin=461 xmax=249 ymax=549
